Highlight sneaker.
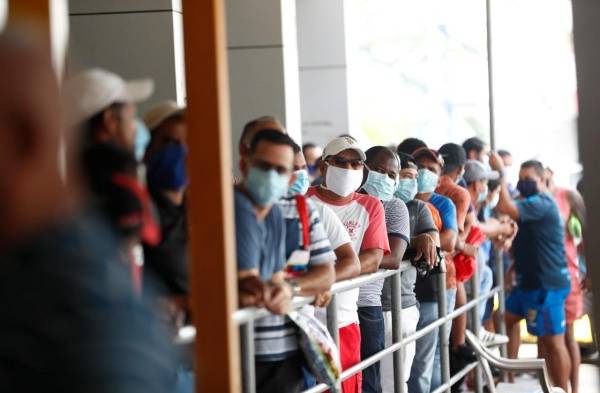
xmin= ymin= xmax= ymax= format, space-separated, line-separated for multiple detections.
xmin=479 ymin=329 xmax=509 ymax=347
xmin=455 ymin=344 xmax=477 ymax=362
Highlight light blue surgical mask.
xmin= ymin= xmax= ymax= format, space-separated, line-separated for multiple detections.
xmin=395 ymin=178 xmax=418 ymax=203
xmin=417 ymin=168 xmax=439 ymax=194
xmin=134 ymin=118 xmax=150 ymax=161
xmin=488 ymin=192 xmax=500 ymax=209
xmin=477 ymin=184 xmax=489 ymax=203
xmin=288 ymin=169 xmax=310 ymax=196
xmin=246 ymin=167 xmax=290 ymax=206
xmin=363 ymin=170 xmax=397 ymax=201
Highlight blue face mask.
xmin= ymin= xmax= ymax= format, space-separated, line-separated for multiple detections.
xmin=363 ymin=170 xmax=397 ymax=201
xmin=247 ymin=167 xmax=290 ymax=206
xmin=307 ymin=164 xmax=318 ymax=176
xmin=417 ymin=168 xmax=439 ymax=194
xmin=288 ymin=169 xmax=310 ymax=196
xmin=134 ymin=118 xmax=150 ymax=162
xmin=394 ymin=178 xmax=418 ymax=203
xmin=146 ymin=143 xmax=188 ymax=191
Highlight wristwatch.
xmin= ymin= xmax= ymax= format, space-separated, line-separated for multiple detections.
xmin=287 ymin=279 xmax=302 ymax=297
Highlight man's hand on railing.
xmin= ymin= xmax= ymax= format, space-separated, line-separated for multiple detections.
xmin=312 ymin=290 xmax=332 ymax=308
xmin=239 ymin=275 xmax=269 ymax=308
xmin=411 ymin=233 xmax=438 ymax=268
xmin=264 ymin=281 xmax=293 ymax=315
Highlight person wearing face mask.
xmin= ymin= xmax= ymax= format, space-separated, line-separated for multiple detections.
xmin=408 ymin=146 xmax=460 ymax=393
xmin=367 ymin=151 xmax=439 ymax=393
xmin=358 ymin=146 xmax=410 ymax=393
xmin=433 ymin=146 xmax=480 ymax=387
xmin=307 ymin=136 xmax=391 ymax=393
xmin=302 ymin=142 xmax=323 ymax=180
xmin=489 ymin=154 xmax=572 ymax=392
xmin=235 ymin=129 xmax=302 ymax=393
xmin=278 ymin=143 xmax=335 ymax=302
xmin=142 ymin=101 xmax=189 ymax=299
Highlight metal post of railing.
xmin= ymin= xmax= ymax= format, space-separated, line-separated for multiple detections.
xmin=471 ymin=265 xmax=483 ymax=393
xmin=390 ymin=268 xmax=404 ymax=393
xmin=436 ymin=260 xmax=451 ymax=393
xmin=326 ymin=294 xmax=339 ymax=347
xmin=240 ymin=321 xmax=256 ymax=393
xmin=494 ymin=250 xmax=508 ymax=363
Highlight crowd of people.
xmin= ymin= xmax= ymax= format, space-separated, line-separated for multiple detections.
xmin=0 ymin=31 xmax=591 ymax=393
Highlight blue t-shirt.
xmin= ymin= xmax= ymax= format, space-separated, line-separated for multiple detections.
xmin=514 ymin=192 xmax=570 ymax=290
xmin=429 ymin=193 xmax=458 ymax=232
xmin=234 ymin=188 xmax=286 ymax=281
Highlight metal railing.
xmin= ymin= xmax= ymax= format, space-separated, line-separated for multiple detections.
xmin=178 ymin=254 xmax=508 ymax=393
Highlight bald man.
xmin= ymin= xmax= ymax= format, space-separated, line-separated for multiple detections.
xmin=0 ymin=32 xmax=175 ymax=392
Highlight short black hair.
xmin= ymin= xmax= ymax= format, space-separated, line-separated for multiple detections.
xmin=365 ymin=146 xmax=398 ymax=166
xmin=249 ymin=128 xmax=296 ymax=154
xmin=441 ymin=163 xmax=462 ymax=176
xmin=488 ymin=179 xmax=501 ymax=192
xmin=292 ymin=142 xmax=302 ymax=155
xmin=302 ymin=142 xmax=317 ymax=152
xmin=462 ymin=137 xmax=486 ymax=156
xmin=497 ymin=149 xmax=511 ymax=158
xmin=240 ymin=116 xmax=280 ymax=148
xmin=397 ymin=138 xmax=427 ymax=155
xmin=521 ymin=159 xmax=545 ymax=178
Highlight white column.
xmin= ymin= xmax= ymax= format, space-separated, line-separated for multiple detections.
xmin=226 ymin=0 xmax=302 ymax=166
xmin=67 ymin=0 xmax=186 ymax=111
xmin=296 ymin=0 xmax=350 ymax=148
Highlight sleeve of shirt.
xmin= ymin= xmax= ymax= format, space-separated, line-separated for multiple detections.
xmin=307 ymin=200 xmax=336 ymax=266
xmin=385 ymin=199 xmax=410 ymax=244
xmin=516 ymin=194 xmax=552 ymax=223
xmin=455 ymin=189 xmax=471 ymax=232
xmin=316 ymin=202 xmax=352 ymax=250
xmin=361 ymin=198 xmax=391 ymax=254
xmin=438 ymin=198 xmax=458 ymax=233
xmin=415 ymin=203 xmax=438 ymax=235
xmin=234 ymin=191 xmax=261 ymax=272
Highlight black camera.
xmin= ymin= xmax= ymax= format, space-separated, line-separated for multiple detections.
xmin=404 ymin=247 xmax=443 ymax=277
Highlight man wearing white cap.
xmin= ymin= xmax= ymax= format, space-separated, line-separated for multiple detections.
xmin=64 ymin=67 xmax=154 ymax=152
xmin=306 ymin=136 xmax=390 ymax=393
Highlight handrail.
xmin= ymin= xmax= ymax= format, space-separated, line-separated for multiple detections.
xmin=180 ymin=255 xmax=517 ymax=393
xmin=176 ymin=262 xmax=413 ymax=345
xmin=232 ymin=263 xmax=412 ymax=325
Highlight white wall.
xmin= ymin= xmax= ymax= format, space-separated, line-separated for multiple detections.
xmin=296 ymin=0 xmax=350 ymax=148
xmin=68 ymin=0 xmax=185 ymax=113
xmin=226 ymin=0 xmax=302 ymax=173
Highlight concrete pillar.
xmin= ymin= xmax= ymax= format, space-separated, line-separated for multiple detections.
xmin=225 ymin=0 xmax=302 ymax=170
xmin=296 ymin=0 xmax=350 ymax=148
xmin=67 ymin=0 xmax=186 ymax=112
xmin=571 ymin=0 xmax=600 ymax=354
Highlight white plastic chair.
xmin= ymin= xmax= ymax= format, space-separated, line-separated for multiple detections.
xmin=464 ymin=330 xmax=566 ymax=393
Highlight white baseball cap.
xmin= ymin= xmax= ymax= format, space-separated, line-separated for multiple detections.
xmin=64 ymin=68 xmax=154 ymax=126
xmin=143 ymin=100 xmax=185 ymax=131
xmin=322 ymin=136 xmax=366 ymax=161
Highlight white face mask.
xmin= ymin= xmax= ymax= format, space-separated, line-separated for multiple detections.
xmin=323 ymin=164 xmax=364 ymax=197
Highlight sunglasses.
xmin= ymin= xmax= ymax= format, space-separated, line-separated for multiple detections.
xmin=327 ymin=156 xmax=365 ymax=170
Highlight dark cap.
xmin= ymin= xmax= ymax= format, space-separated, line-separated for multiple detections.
xmin=439 ymin=143 xmax=466 ymax=166
xmin=398 ymin=152 xmax=418 ymax=170
xmin=412 ymin=147 xmax=444 ymax=167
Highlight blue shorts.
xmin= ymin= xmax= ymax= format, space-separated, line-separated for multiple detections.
xmin=506 ymin=287 xmax=570 ymax=337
